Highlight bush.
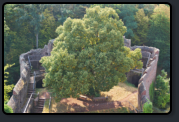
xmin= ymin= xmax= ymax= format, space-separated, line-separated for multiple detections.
xmin=143 ymin=99 xmax=153 ymax=113
xmin=153 ymin=70 xmax=170 ymax=109
xmin=4 ymin=104 xmax=13 ymax=113
xmin=149 ymin=82 xmax=154 ymax=102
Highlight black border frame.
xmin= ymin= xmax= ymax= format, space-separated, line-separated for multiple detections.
xmin=1 ymin=1 xmax=173 ymax=117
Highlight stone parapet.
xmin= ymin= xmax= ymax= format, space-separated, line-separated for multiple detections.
xmin=137 ymin=46 xmax=159 ymax=110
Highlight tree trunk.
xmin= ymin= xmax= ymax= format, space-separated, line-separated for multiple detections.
xmin=35 ymin=33 xmax=38 ymax=49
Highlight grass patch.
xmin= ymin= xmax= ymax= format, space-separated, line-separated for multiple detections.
xmin=84 ymin=107 xmax=134 ymax=113
xmin=124 ymin=80 xmax=137 ymax=88
xmin=100 ymin=82 xmax=138 ymax=104
xmin=42 ymin=98 xmax=50 ymax=113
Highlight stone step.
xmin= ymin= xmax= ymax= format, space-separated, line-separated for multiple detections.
xmin=37 ymin=104 xmax=44 ymax=107
xmin=35 ymin=107 xmax=44 ymax=109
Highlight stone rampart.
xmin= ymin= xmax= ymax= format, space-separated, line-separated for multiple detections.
xmin=7 ymin=37 xmax=159 ymax=113
xmin=137 ymin=47 xmax=159 ymax=110
xmin=7 ymin=42 xmax=52 ymax=113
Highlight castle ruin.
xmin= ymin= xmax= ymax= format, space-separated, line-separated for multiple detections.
xmin=7 ymin=36 xmax=159 ymax=113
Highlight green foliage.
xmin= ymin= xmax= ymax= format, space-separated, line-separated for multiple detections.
xmin=154 ymin=70 xmax=170 ymax=109
xmin=40 ymin=6 xmax=143 ymax=101
xmin=38 ymin=8 xmax=58 ymax=48
xmin=137 ymin=4 xmax=155 ymax=17
xmin=13 ymin=4 xmax=46 ymax=48
xmin=149 ymin=82 xmax=155 ymax=102
xmin=4 ymin=64 xmax=15 ymax=101
xmin=147 ymin=4 xmax=170 ymax=75
xmin=49 ymin=4 xmax=89 ymax=25
xmin=4 ymin=104 xmax=13 ymax=113
xmin=4 ymin=4 xmax=35 ymax=85
xmin=143 ymin=99 xmax=153 ymax=113
xmin=4 ymin=18 xmax=10 ymax=65
xmin=90 ymin=4 xmax=121 ymax=15
xmin=119 ymin=4 xmax=138 ymax=39
xmin=132 ymin=9 xmax=149 ymax=46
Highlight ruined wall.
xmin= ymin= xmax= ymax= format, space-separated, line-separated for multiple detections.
xmin=123 ymin=36 xmax=131 ymax=48
xmin=137 ymin=47 xmax=159 ymax=110
xmin=7 ymin=37 xmax=159 ymax=113
xmin=7 ymin=42 xmax=52 ymax=113
xmin=7 ymin=55 xmax=31 ymax=113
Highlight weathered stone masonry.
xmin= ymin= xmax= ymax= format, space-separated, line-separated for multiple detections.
xmin=7 ymin=41 xmax=53 ymax=113
xmin=7 ymin=37 xmax=159 ymax=113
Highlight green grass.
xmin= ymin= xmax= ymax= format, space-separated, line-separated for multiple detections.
xmin=42 ymin=98 xmax=50 ymax=113
xmin=124 ymin=80 xmax=136 ymax=88
xmin=83 ymin=107 xmax=134 ymax=113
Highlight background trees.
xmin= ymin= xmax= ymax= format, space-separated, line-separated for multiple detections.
xmin=119 ymin=4 xmax=138 ymax=39
xmin=132 ymin=9 xmax=149 ymax=46
xmin=4 ymin=64 xmax=15 ymax=102
xmin=13 ymin=4 xmax=46 ymax=49
xmin=40 ymin=6 xmax=143 ymax=101
xmin=38 ymin=8 xmax=58 ymax=48
xmin=147 ymin=4 xmax=170 ymax=76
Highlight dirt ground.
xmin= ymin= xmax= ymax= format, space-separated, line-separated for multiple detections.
xmin=39 ymin=82 xmax=138 ymax=113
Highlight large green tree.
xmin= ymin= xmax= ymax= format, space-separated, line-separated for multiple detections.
xmin=13 ymin=4 xmax=46 ymax=48
xmin=40 ymin=6 xmax=143 ymax=101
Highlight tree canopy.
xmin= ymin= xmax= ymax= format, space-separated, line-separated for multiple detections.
xmin=40 ymin=6 xmax=143 ymax=101
xmin=147 ymin=4 xmax=170 ymax=75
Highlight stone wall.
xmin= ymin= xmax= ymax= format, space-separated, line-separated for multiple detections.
xmin=7 ymin=37 xmax=159 ymax=113
xmin=7 ymin=41 xmax=52 ymax=113
xmin=137 ymin=47 xmax=159 ymax=110
xmin=127 ymin=71 xmax=141 ymax=87
xmin=7 ymin=60 xmax=30 ymax=113
xmin=123 ymin=36 xmax=131 ymax=48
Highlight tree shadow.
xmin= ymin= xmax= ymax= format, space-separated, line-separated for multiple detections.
xmin=50 ymin=98 xmax=88 ymax=113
